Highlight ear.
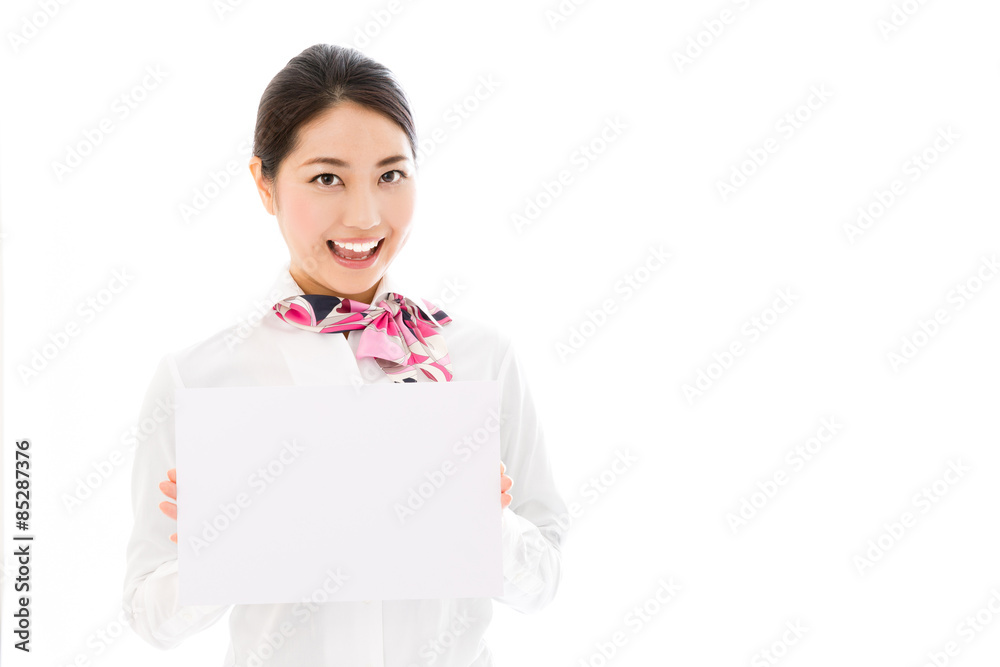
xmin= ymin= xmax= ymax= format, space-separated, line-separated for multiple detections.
xmin=248 ymin=156 xmax=276 ymax=215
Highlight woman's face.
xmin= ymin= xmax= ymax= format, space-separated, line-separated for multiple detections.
xmin=249 ymin=100 xmax=416 ymax=304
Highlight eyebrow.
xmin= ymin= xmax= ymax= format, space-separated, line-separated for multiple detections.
xmin=299 ymin=155 xmax=410 ymax=169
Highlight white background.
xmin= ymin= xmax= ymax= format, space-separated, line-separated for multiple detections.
xmin=2 ymin=0 xmax=999 ymax=665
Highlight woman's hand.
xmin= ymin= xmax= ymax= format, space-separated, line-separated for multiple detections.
xmin=158 ymin=468 xmax=178 ymax=543
xmin=500 ymin=461 xmax=513 ymax=511
xmin=160 ymin=463 xmax=512 ymax=534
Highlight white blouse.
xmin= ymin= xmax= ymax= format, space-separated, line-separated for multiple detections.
xmin=121 ymin=264 xmax=569 ymax=666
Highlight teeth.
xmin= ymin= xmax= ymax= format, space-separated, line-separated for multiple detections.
xmin=330 ymin=238 xmax=380 ymax=260
xmin=333 ymin=239 xmax=380 ymax=251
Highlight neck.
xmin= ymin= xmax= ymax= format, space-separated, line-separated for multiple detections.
xmin=290 ymin=267 xmax=380 ymax=305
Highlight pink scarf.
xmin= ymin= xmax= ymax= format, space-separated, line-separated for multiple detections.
xmin=273 ymin=291 xmax=453 ymax=383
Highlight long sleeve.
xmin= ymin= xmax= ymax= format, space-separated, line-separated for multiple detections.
xmin=121 ymin=353 xmax=231 ymax=649
xmin=492 ymin=334 xmax=569 ymax=614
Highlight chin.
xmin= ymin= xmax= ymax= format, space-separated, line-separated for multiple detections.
xmin=323 ymin=272 xmax=376 ymax=296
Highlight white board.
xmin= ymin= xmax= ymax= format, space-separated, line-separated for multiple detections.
xmin=174 ymin=381 xmax=503 ymax=605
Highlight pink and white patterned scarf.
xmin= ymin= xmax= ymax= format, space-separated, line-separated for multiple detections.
xmin=272 ymin=291 xmax=454 ymax=383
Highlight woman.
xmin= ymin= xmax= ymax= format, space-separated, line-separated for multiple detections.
xmin=122 ymin=43 xmax=568 ymax=666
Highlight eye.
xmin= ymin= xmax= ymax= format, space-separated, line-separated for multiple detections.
xmin=381 ymin=169 xmax=407 ymax=184
xmin=310 ymin=173 xmax=341 ymax=187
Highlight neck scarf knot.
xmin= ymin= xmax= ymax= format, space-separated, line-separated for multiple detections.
xmin=272 ymin=291 xmax=454 ymax=383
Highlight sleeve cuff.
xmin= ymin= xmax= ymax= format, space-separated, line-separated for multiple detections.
xmin=499 ymin=506 xmax=547 ymax=595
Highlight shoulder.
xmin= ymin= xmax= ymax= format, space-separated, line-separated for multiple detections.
xmin=172 ymin=322 xmax=238 ymax=361
xmin=430 ymin=303 xmax=519 ymax=381
xmin=161 ymin=316 xmax=274 ymax=387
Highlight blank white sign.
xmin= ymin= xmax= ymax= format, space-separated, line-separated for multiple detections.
xmin=174 ymin=381 xmax=503 ymax=606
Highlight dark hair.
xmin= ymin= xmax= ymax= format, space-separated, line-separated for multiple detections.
xmin=252 ymin=44 xmax=416 ymax=184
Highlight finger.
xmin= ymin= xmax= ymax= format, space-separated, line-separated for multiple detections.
xmin=159 ymin=479 xmax=177 ymax=500
xmin=170 ymin=533 xmax=177 ymax=543
xmin=500 ymin=492 xmax=512 ymax=510
xmin=167 ymin=468 xmax=176 ymax=483
xmin=159 ymin=500 xmax=176 ymax=521
xmin=500 ymin=461 xmax=505 ymax=474
xmin=500 ymin=474 xmax=513 ymax=493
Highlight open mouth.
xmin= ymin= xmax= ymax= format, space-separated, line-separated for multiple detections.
xmin=328 ymin=238 xmax=384 ymax=261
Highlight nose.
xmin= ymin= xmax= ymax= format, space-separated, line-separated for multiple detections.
xmin=341 ymin=183 xmax=380 ymax=231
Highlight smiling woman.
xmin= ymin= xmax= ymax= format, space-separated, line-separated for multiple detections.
xmin=248 ymin=47 xmax=418 ymax=306
xmin=121 ymin=43 xmax=568 ymax=667
xmin=253 ymin=101 xmax=411 ymax=306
